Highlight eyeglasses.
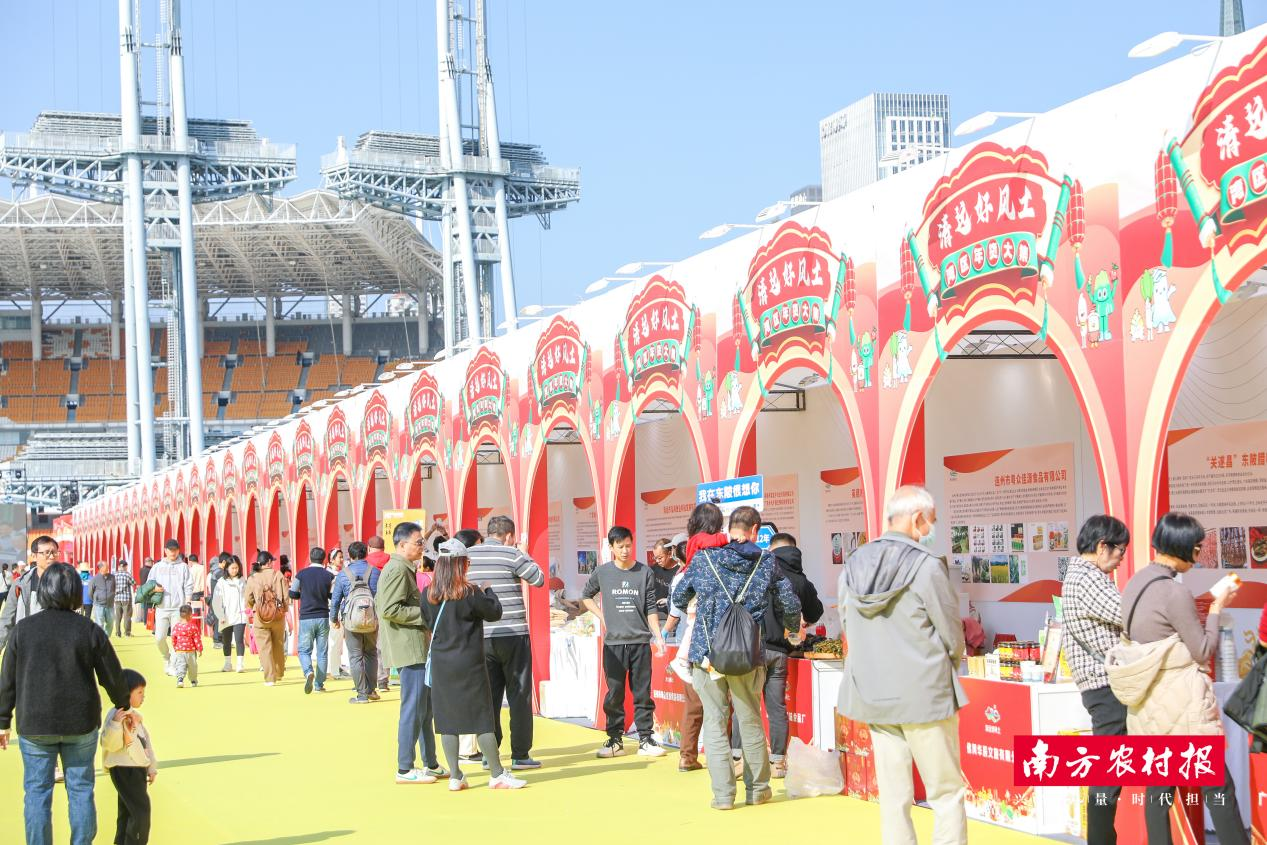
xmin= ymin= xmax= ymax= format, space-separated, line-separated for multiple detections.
xmin=35 ymin=549 xmax=57 ymax=557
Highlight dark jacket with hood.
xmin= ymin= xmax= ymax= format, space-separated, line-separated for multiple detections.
xmin=764 ymin=546 xmax=824 ymax=654
xmin=837 ymin=532 xmax=966 ymax=725
xmin=672 ymin=540 xmax=801 ymax=666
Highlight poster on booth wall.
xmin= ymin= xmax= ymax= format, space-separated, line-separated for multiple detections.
xmin=943 ymin=443 xmax=1075 ymax=601
xmin=642 ymin=487 xmax=698 ymax=560
xmin=762 ymin=474 xmax=800 ymax=540
xmin=695 ymin=475 xmax=763 ymax=517
xmin=573 ymin=497 xmax=599 ymax=574
xmin=823 ymin=468 xmax=868 ymax=566
xmin=381 ymin=509 xmax=427 ymax=553
xmin=1167 ymin=420 xmax=1267 ymax=581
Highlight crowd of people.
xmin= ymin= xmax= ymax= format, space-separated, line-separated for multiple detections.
xmin=0 ymin=482 xmax=1256 ymax=844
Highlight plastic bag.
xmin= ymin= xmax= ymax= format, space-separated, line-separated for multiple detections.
xmin=784 ymin=737 xmax=844 ymax=799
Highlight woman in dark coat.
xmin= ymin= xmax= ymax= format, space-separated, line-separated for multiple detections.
xmin=421 ymin=538 xmax=526 ymax=791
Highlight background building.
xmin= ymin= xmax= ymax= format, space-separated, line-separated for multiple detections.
xmin=819 ymin=92 xmax=950 ymax=200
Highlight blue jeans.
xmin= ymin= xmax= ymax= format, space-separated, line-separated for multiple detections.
xmin=92 ymin=603 xmax=114 ymax=636
xmin=397 ymin=663 xmax=439 ymax=771
xmin=297 ymin=618 xmax=330 ymax=689
xmin=20 ymin=731 xmax=99 ymax=845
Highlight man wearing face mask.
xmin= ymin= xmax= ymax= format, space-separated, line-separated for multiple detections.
xmin=838 ymin=485 xmax=967 ymax=845
xmin=1061 ymin=515 xmax=1130 ymax=845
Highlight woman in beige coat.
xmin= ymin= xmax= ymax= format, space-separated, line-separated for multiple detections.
xmin=1109 ymin=513 xmax=1247 ymax=845
xmin=245 ymin=552 xmax=289 ymax=686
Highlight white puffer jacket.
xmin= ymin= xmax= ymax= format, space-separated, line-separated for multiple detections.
xmin=1105 ymin=633 xmax=1222 ymax=736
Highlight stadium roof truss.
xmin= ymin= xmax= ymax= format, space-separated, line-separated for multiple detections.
xmin=0 ymin=189 xmax=441 ymax=301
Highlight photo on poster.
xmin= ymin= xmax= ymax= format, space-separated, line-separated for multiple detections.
xmin=990 ymin=554 xmax=1010 ymax=584
xmin=1220 ymin=527 xmax=1248 ymax=569
xmin=1251 ymin=527 xmax=1267 ymax=568
xmin=951 ymin=525 xmax=970 ymax=555
xmin=830 ymin=532 xmax=845 ymax=565
xmin=989 ymin=524 xmax=1008 ymax=555
xmin=577 ymin=550 xmax=597 ymax=575
xmin=953 ymin=555 xmax=972 ymax=583
xmin=970 ymin=525 xmax=988 ymax=555
xmin=1196 ymin=529 xmax=1220 ymax=569
xmin=1047 ymin=522 xmax=1070 ymax=552
xmin=971 ymin=556 xmax=990 ymax=584
xmin=1010 ymin=524 xmax=1026 ymax=553
xmin=1027 ymin=523 xmax=1046 ymax=553
xmin=1057 ymin=556 xmax=1074 ymax=582
xmin=1008 ymin=554 xmax=1025 ymax=583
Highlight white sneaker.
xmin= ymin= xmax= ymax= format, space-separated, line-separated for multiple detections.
xmin=235 ymin=658 xmax=244 ymax=673
xmin=489 ymin=772 xmax=527 ymax=789
xmin=396 ymin=768 xmax=438 ymax=785
xmin=597 ymin=737 xmax=625 ymax=758
xmin=264 ymin=681 xmax=275 ymax=687
xmin=638 ymin=738 xmax=667 ymax=757
xmin=448 ymin=776 xmax=469 ymax=792
xmin=222 ymin=659 xmax=232 ymax=672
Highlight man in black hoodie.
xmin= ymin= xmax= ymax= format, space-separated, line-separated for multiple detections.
xmin=727 ymin=532 xmax=823 ymax=778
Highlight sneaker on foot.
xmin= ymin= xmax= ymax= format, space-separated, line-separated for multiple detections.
xmin=367 ymin=691 xmax=381 ymax=701
xmin=596 ymin=737 xmax=625 ymax=758
xmin=423 ymin=765 xmax=449 ymax=778
xmin=378 ymin=682 xmax=390 ymax=691
xmin=511 ymin=758 xmax=542 ymax=770
xmin=489 ymin=772 xmax=527 ymax=790
xmin=176 ymin=680 xmax=184 ymax=688
xmin=771 ymin=759 xmax=787 ymax=779
xmin=264 ymin=681 xmax=275 ymax=687
xmin=746 ymin=787 xmax=773 ymax=806
xmin=304 ymin=672 xmax=314 ymax=695
xmin=448 ymin=776 xmax=469 ymax=792
xmin=678 ymin=761 xmax=703 ymax=772
xmin=222 ymin=659 xmax=232 ymax=672
xmin=349 ymin=696 xmax=371 ymax=704
xmin=711 ymin=799 xmax=735 ymax=811
xmin=638 ymin=738 xmax=666 ymax=757
xmin=395 ymin=768 xmax=438 ymax=785
xmin=313 ymin=687 xmax=327 ymax=694
xmin=190 ymin=681 xmax=198 ymax=688
xmin=480 ymin=758 xmax=490 ymax=771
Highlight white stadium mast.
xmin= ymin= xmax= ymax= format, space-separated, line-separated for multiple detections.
xmin=0 ymin=0 xmax=296 ymax=476
xmin=322 ymin=0 xmax=580 ymax=354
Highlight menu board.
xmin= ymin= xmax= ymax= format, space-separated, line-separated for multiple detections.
xmin=1168 ymin=421 xmax=1267 ymax=582
xmin=823 ymin=468 xmax=869 ymax=566
xmin=944 ymin=442 xmax=1076 ymax=599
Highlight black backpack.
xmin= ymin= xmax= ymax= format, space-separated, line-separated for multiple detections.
xmin=700 ymin=552 xmax=764 ymax=676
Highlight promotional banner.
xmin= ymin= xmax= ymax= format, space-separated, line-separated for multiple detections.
xmin=762 ymin=473 xmax=801 ymax=539
xmin=695 ymin=474 xmax=764 ymax=516
xmin=380 ymin=508 xmax=427 ymax=553
xmin=642 ymin=487 xmax=697 ymax=555
xmin=944 ymin=442 xmax=1076 ymax=600
xmin=960 ymin=677 xmax=1037 ymax=828
xmin=823 ymin=468 xmax=869 ymax=566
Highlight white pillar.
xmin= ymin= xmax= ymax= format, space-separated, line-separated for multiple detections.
xmin=120 ymin=0 xmax=155 ymax=474
xmin=29 ymin=288 xmax=42 ymax=362
xmin=418 ymin=284 xmax=430 ymax=354
xmin=121 ymin=214 xmax=140 ymax=471
xmin=264 ymin=294 xmax=276 ymax=357
xmin=109 ymin=295 xmax=121 ymax=360
xmin=167 ymin=0 xmax=204 ymax=459
xmin=342 ymin=293 xmax=354 ymax=356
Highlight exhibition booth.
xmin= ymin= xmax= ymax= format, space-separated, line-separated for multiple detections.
xmin=69 ymin=23 xmax=1267 ymax=842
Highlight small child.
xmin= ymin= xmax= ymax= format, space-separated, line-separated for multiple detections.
xmin=581 ymin=526 xmax=667 ymax=759
xmin=102 ymin=669 xmax=157 ymax=845
xmin=170 ymin=604 xmax=203 ymax=688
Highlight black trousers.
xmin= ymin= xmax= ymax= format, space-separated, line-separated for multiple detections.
xmin=1081 ymin=686 xmax=1127 ymax=845
xmin=220 ymin=623 xmax=246 ymax=657
xmin=602 ymin=642 xmax=654 ymax=741
xmin=1145 ymin=766 xmax=1248 ymax=845
xmin=486 ymin=634 xmax=534 ymax=759
xmin=109 ymin=766 xmax=150 ymax=845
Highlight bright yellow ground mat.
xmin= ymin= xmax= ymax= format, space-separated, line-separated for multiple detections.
xmin=0 ymin=636 xmax=1051 ymax=843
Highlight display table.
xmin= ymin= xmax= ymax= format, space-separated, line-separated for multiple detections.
xmin=540 ymin=630 xmax=599 ymax=719
xmin=958 ymin=677 xmax=1091 ymax=835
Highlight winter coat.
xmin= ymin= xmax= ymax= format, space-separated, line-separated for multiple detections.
xmin=764 ymin=546 xmax=824 ymax=654
xmin=1106 ymin=634 xmax=1222 ymax=736
xmin=211 ymin=577 xmax=249 ymax=629
xmin=374 ymin=553 xmax=429 ymax=669
xmin=837 ymin=532 xmax=967 ymax=725
xmin=671 ymin=540 xmax=801 ymax=666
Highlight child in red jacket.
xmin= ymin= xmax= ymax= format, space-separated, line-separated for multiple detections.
xmin=171 ymin=604 xmax=203 ymax=688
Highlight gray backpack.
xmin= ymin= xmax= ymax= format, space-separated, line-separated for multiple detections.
xmin=341 ymin=568 xmax=378 ymax=634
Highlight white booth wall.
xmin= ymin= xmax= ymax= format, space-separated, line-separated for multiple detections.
xmin=923 ymin=354 xmax=1104 ymax=646
xmin=544 ymin=441 xmax=599 ymax=598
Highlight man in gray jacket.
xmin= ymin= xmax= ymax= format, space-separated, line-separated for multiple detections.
xmin=838 ymin=485 xmax=967 ymax=845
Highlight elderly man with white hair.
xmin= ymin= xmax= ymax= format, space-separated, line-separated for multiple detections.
xmin=838 ymin=485 xmax=967 ymax=845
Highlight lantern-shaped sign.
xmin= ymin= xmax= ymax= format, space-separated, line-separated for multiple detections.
xmin=899 ymin=238 xmax=916 ymax=332
xmin=1067 ymin=178 xmax=1087 ymax=289
xmin=1155 ymin=149 xmax=1179 ymax=268
xmin=840 ymin=253 xmax=858 ymax=342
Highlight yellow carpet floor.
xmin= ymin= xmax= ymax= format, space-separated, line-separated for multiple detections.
xmin=1 ymin=635 xmax=1052 ymax=844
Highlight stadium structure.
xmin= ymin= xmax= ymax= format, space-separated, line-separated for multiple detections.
xmin=0 ymin=0 xmax=577 ymax=516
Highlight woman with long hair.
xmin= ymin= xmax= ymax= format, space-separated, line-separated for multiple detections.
xmin=212 ymin=557 xmax=249 ymax=672
xmin=420 ymin=539 xmax=525 ymax=790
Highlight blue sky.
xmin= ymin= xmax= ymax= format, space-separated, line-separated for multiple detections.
xmin=4 ymin=1 xmax=1264 ymax=318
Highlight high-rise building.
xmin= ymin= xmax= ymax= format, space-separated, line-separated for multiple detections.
xmin=819 ymin=93 xmax=951 ymax=200
xmin=1221 ymin=0 xmax=1245 ymax=36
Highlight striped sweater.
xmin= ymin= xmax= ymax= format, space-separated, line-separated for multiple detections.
xmin=465 ymin=541 xmax=545 ymax=639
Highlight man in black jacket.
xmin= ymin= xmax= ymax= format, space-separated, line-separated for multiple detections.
xmin=728 ymin=532 xmax=824 ymax=778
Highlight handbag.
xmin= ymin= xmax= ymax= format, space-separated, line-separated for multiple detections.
xmin=1224 ymin=652 xmax=1267 ymax=745
xmin=424 ymin=600 xmax=447 ymax=687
